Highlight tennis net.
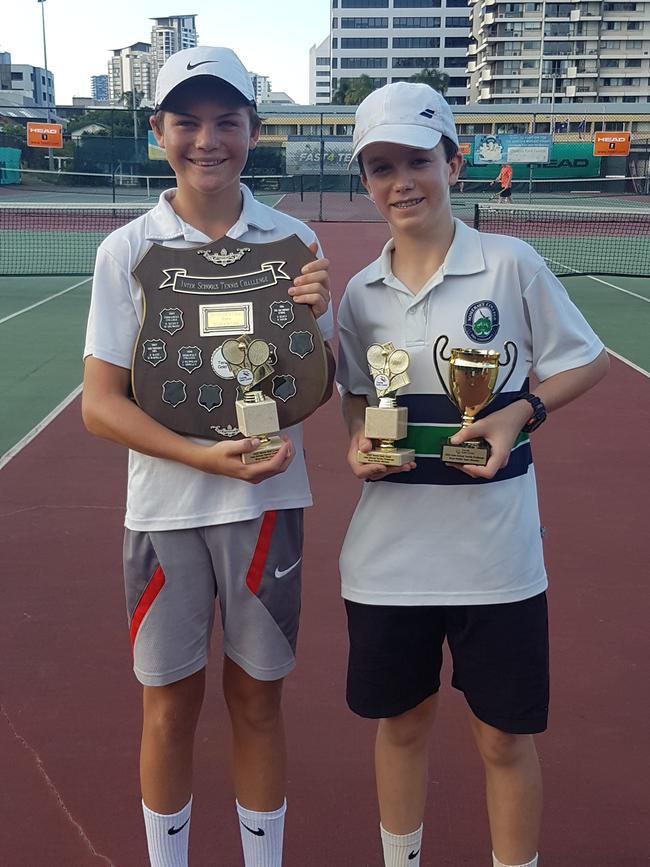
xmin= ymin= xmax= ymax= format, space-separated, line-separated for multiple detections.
xmin=474 ymin=203 xmax=650 ymax=278
xmin=0 ymin=203 xmax=151 ymax=276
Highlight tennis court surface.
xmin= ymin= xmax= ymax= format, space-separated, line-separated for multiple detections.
xmin=0 ymin=208 xmax=648 ymax=865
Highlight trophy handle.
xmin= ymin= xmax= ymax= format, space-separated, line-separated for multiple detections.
xmin=492 ymin=341 xmax=519 ymax=400
xmin=432 ymin=335 xmax=454 ymax=403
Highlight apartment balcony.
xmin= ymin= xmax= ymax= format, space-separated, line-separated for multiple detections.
xmin=484 ymin=13 xmax=495 ymax=25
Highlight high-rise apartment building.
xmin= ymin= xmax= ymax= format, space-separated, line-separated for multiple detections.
xmin=150 ymin=15 xmax=198 ymax=77
xmin=329 ymin=0 xmax=472 ymax=105
xmin=5 ymin=62 xmax=55 ymax=108
xmin=250 ymin=72 xmax=272 ymax=103
xmin=108 ymin=42 xmax=153 ymax=103
xmin=310 ymin=35 xmax=332 ymax=103
xmin=468 ymin=0 xmax=650 ymax=104
xmin=91 ymin=75 xmax=109 ymax=101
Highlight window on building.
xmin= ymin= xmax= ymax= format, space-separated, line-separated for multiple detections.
xmin=445 ymin=16 xmax=470 ymax=26
xmin=393 ymin=16 xmax=441 ymax=26
xmin=444 ymin=56 xmax=467 ymax=67
xmin=341 ymin=37 xmax=389 ymax=47
xmin=447 ymin=76 xmax=467 ymax=87
xmin=626 ymin=21 xmax=641 ymax=30
xmin=341 ymin=17 xmax=389 ymax=27
xmin=625 ymin=59 xmax=642 ymax=67
xmin=445 ymin=36 xmax=470 ymax=46
xmin=393 ymin=56 xmax=440 ymax=68
xmin=393 ymin=36 xmax=440 ymax=47
xmin=316 ymin=57 xmax=330 ymax=65
xmin=393 ymin=0 xmax=441 ymax=6
xmin=341 ymin=57 xmax=388 ymax=67
xmin=342 ymin=0 xmax=388 ymax=5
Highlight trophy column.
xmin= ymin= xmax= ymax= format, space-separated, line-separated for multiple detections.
xmin=358 ymin=343 xmax=416 ymax=467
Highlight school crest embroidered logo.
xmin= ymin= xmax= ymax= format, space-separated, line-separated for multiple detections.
xmin=463 ymin=300 xmax=500 ymax=343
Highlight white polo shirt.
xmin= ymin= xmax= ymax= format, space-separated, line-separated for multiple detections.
xmin=337 ymin=219 xmax=603 ymax=606
xmin=84 ymin=185 xmax=334 ymax=531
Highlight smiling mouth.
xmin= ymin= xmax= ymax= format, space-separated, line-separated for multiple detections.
xmin=392 ymin=197 xmax=424 ymax=209
xmin=188 ymin=157 xmax=226 ymax=167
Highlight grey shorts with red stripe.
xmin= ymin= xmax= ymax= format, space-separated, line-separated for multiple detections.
xmin=123 ymin=509 xmax=304 ymax=686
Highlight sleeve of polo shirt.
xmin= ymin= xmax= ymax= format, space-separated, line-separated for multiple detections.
xmin=523 ymin=264 xmax=605 ymax=383
xmin=83 ymin=241 xmax=141 ymax=369
xmin=336 ymin=288 xmax=374 ymax=399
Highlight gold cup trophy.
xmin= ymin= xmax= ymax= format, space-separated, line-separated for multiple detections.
xmin=433 ymin=335 xmax=518 ymax=466
xmin=358 ymin=342 xmax=416 ymax=467
xmin=221 ymin=335 xmax=282 ymax=464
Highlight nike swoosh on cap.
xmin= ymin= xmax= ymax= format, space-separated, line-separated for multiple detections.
xmin=241 ymin=822 xmax=265 ymax=836
xmin=168 ymin=817 xmax=190 ymax=836
xmin=274 ymin=557 xmax=302 ymax=579
xmin=186 ymin=60 xmax=219 ymax=70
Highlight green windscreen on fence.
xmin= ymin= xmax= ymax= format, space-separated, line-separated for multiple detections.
xmin=474 ymin=203 xmax=650 ymax=278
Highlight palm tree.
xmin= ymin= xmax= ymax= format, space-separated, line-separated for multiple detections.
xmin=344 ymin=74 xmax=377 ymax=105
xmin=410 ymin=67 xmax=450 ymax=95
xmin=331 ymin=79 xmax=351 ymax=106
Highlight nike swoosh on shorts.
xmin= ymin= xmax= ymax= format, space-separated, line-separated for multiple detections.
xmin=274 ymin=557 xmax=302 ymax=579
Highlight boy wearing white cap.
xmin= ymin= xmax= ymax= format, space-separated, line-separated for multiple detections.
xmin=82 ymin=46 xmax=334 ymax=866
xmin=336 ymin=82 xmax=608 ymax=867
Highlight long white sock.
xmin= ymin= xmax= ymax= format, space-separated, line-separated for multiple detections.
xmin=142 ymin=797 xmax=192 ymax=867
xmin=236 ymin=799 xmax=286 ymax=867
xmin=493 ymin=853 xmax=538 ymax=867
xmin=380 ymin=823 xmax=423 ymax=867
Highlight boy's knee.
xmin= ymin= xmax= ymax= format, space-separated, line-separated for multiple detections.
xmin=379 ymin=698 xmax=435 ymax=749
xmin=227 ymin=688 xmax=283 ymax=732
xmin=474 ymin=726 xmax=532 ymax=768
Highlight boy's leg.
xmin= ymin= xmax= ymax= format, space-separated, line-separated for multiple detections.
xmin=375 ymin=695 xmax=438 ymax=834
xmin=468 ymin=714 xmax=541 ymax=866
xmin=345 ymin=601 xmax=446 ymax=867
xmin=447 ymin=593 xmax=548 ymax=867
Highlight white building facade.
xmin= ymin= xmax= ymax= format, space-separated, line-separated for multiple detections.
xmin=310 ymin=35 xmax=332 ymax=103
xmin=468 ymin=0 xmax=650 ymax=104
xmin=108 ymin=42 xmax=153 ymax=102
xmin=150 ymin=15 xmax=198 ymax=77
xmin=329 ymin=0 xmax=472 ymax=104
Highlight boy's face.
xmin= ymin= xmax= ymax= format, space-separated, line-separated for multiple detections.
xmin=151 ymin=83 xmax=258 ymax=200
xmin=361 ymin=141 xmax=463 ymax=234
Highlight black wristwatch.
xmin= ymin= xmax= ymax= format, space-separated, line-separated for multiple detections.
xmin=520 ymin=393 xmax=547 ymax=433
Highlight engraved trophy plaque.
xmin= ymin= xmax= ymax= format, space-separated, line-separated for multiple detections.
xmin=433 ymin=335 xmax=518 ymax=466
xmin=221 ymin=336 xmax=282 ymax=464
xmin=358 ymin=343 xmax=416 ymax=467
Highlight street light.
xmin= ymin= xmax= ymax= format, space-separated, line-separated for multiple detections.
xmin=37 ymin=0 xmax=54 ymax=170
xmin=125 ymin=53 xmax=139 ymax=143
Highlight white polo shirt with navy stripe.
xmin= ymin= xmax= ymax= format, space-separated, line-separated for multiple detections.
xmin=85 ymin=185 xmax=334 ymax=531
xmin=336 ymin=218 xmax=603 ymax=606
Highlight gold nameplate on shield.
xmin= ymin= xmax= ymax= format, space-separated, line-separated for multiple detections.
xmin=199 ymin=302 xmax=254 ymax=337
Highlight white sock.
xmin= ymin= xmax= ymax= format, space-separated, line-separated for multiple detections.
xmin=142 ymin=797 xmax=192 ymax=867
xmin=493 ymin=853 xmax=538 ymax=867
xmin=236 ymin=798 xmax=286 ymax=867
xmin=380 ymin=823 xmax=423 ymax=867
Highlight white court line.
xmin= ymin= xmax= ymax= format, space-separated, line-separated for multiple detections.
xmin=0 ymin=384 xmax=82 ymax=471
xmin=584 ymin=275 xmax=649 ymax=304
xmin=606 ymin=347 xmax=650 ymax=379
xmin=0 ymin=277 xmax=91 ymax=326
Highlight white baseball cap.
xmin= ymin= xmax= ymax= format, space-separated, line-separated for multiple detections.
xmin=350 ymin=82 xmax=459 ymax=166
xmin=155 ymin=46 xmax=256 ymax=109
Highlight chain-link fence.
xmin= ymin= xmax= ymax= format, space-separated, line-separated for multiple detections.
xmin=1 ymin=106 xmax=649 ymax=221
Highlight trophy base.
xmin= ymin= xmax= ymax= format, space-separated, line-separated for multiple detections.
xmin=441 ymin=438 xmax=490 ymax=466
xmin=242 ymin=436 xmax=284 ymax=464
xmin=358 ymin=447 xmax=415 ymax=467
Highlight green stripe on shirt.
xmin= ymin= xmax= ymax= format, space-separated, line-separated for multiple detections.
xmin=402 ymin=424 xmax=530 ymax=457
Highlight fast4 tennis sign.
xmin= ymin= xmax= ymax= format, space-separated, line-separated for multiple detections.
xmin=27 ymin=122 xmax=63 ymax=148
xmin=593 ymin=132 xmax=630 ymax=156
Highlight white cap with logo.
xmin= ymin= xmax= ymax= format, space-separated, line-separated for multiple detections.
xmin=350 ymin=82 xmax=459 ymax=165
xmin=154 ymin=46 xmax=256 ymax=109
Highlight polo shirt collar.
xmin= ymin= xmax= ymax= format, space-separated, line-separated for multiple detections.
xmin=144 ymin=184 xmax=275 ymax=242
xmin=366 ymin=217 xmax=486 ymax=287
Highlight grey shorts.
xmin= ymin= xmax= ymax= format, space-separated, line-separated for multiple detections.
xmin=123 ymin=509 xmax=304 ymax=687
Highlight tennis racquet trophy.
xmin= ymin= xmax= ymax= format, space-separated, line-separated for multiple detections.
xmin=221 ymin=335 xmax=282 ymax=464
xmin=433 ymin=335 xmax=518 ymax=466
xmin=358 ymin=342 xmax=416 ymax=467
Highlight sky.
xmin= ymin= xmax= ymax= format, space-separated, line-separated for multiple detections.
xmin=4 ymin=0 xmax=330 ymax=104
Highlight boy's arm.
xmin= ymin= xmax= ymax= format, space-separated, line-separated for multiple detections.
xmin=450 ymin=349 xmax=609 ymax=480
xmin=82 ymin=357 xmax=295 ymax=484
xmin=342 ymin=392 xmax=416 ymax=481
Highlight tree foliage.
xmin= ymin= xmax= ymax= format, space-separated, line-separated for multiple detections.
xmin=409 ymin=67 xmax=450 ymax=95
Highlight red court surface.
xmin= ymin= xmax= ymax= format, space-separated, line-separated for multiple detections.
xmin=1 ymin=222 xmax=648 ymax=866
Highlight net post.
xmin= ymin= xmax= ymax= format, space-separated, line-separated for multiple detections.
xmin=319 ymin=113 xmax=324 ymax=222
xmin=474 ymin=202 xmax=480 ymax=230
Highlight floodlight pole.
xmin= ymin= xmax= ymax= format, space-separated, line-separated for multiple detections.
xmin=38 ymin=0 xmax=54 ymax=170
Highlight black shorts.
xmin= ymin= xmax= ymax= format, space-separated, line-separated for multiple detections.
xmin=499 ymin=186 xmax=512 ymax=199
xmin=345 ymin=593 xmax=549 ymax=734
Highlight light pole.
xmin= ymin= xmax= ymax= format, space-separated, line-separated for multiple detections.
xmin=126 ymin=54 xmax=138 ymax=143
xmin=37 ymin=0 xmax=54 ymax=170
